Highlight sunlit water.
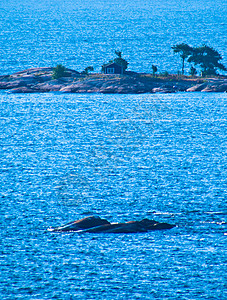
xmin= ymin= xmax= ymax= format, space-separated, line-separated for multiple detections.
xmin=0 ymin=0 xmax=227 ymax=299
xmin=0 ymin=91 xmax=226 ymax=299
xmin=0 ymin=0 xmax=226 ymax=75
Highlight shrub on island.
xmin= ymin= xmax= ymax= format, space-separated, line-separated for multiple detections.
xmin=52 ymin=64 xmax=67 ymax=79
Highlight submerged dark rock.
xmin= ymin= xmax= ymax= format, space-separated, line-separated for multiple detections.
xmin=48 ymin=216 xmax=110 ymax=232
xmin=48 ymin=216 xmax=175 ymax=233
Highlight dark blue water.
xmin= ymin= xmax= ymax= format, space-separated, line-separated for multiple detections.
xmin=0 ymin=91 xmax=226 ymax=299
xmin=0 ymin=0 xmax=226 ymax=75
xmin=1 ymin=0 xmax=227 ymax=299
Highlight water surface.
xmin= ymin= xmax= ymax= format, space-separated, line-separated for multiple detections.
xmin=0 ymin=0 xmax=226 ymax=298
xmin=0 ymin=91 xmax=226 ymax=299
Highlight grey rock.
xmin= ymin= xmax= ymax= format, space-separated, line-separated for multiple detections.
xmin=152 ymin=87 xmax=175 ymax=93
xmin=186 ymin=83 xmax=208 ymax=92
xmin=33 ymin=80 xmax=65 ymax=92
xmin=9 ymin=86 xmax=38 ymax=93
xmin=201 ymin=82 xmax=227 ymax=92
xmin=0 ymin=77 xmax=38 ymax=89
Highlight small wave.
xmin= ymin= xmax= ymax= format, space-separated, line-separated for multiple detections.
xmin=205 ymin=211 xmax=227 ymax=216
xmin=201 ymin=221 xmax=226 ymax=225
xmin=153 ymin=211 xmax=175 ymax=216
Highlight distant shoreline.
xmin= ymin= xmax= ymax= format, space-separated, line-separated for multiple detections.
xmin=0 ymin=67 xmax=226 ymax=94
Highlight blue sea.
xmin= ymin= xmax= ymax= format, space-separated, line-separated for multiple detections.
xmin=0 ymin=1 xmax=226 ymax=299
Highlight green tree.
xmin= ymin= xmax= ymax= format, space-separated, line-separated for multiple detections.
xmin=152 ymin=65 xmax=158 ymax=76
xmin=82 ymin=66 xmax=94 ymax=75
xmin=115 ymin=50 xmax=122 ymax=58
xmin=172 ymin=43 xmax=193 ymax=74
xmin=188 ymin=45 xmax=226 ymax=76
xmin=114 ymin=50 xmax=129 ymax=71
xmin=52 ymin=64 xmax=66 ymax=79
xmin=189 ymin=66 xmax=197 ymax=76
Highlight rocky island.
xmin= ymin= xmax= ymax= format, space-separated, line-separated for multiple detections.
xmin=0 ymin=67 xmax=226 ymax=94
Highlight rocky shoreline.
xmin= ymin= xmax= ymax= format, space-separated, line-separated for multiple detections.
xmin=0 ymin=67 xmax=226 ymax=94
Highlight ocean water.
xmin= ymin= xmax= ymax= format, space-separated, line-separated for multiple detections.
xmin=1 ymin=91 xmax=226 ymax=299
xmin=0 ymin=0 xmax=227 ymax=75
xmin=0 ymin=1 xmax=227 ymax=299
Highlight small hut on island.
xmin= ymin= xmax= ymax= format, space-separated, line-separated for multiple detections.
xmin=102 ymin=62 xmax=124 ymax=74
